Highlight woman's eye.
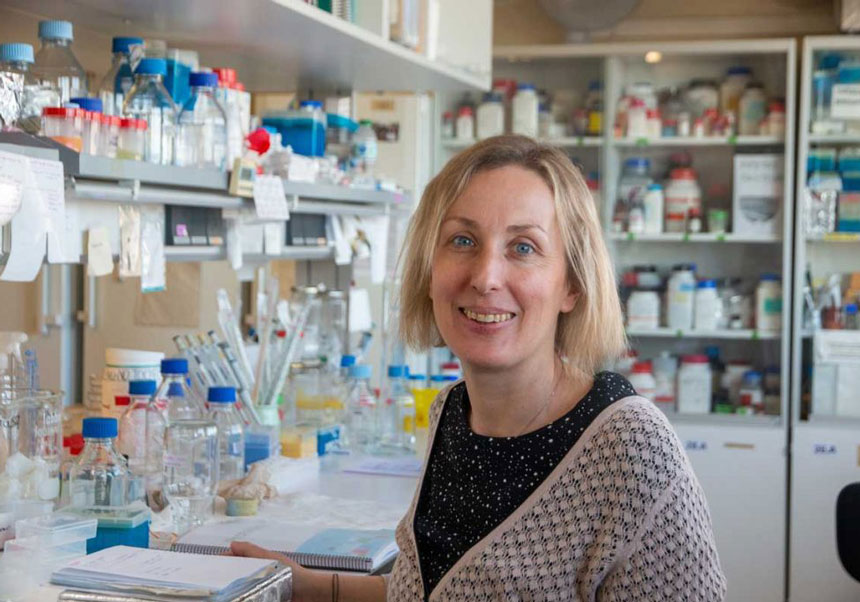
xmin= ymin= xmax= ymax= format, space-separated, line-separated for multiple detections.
xmin=514 ymin=242 xmax=535 ymax=255
xmin=452 ymin=235 xmax=474 ymax=247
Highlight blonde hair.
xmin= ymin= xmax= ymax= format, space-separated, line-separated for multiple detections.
xmin=398 ymin=135 xmax=627 ymax=376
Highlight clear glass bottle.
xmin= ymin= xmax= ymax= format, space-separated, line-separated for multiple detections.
xmin=69 ymin=417 xmax=131 ymax=508
xmin=381 ymin=365 xmax=416 ymax=452
xmin=350 ymin=119 xmax=378 ymax=186
xmin=98 ymin=36 xmax=144 ymax=116
xmin=0 ymin=43 xmax=60 ymax=134
xmin=176 ymin=71 xmax=227 ymax=170
xmin=157 ymin=358 xmax=204 ymax=422
xmin=206 ymin=386 xmax=245 ymax=481
xmin=343 ymin=364 xmax=376 ymax=451
xmin=163 ymin=419 xmax=218 ymax=530
xmin=117 ymin=379 xmax=162 ymax=503
xmin=122 ymin=58 xmax=177 ymax=165
xmin=32 ymin=20 xmax=87 ymax=104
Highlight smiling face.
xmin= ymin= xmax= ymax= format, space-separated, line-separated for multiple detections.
xmin=430 ymin=165 xmax=577 ymax=373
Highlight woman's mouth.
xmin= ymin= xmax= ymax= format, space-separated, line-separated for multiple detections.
xmin=460 ymin=308 xmax=516 ymax=324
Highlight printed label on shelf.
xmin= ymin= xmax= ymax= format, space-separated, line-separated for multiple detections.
xmin=253 ymin=174 xmax=290 ymax=221
xmin=685 ymin=440 xmax=708 ymax=452
xmin=813 ymin=443 xmax=837 ymax=455
xmin=832 ymin=84 xmax=860 ymax=119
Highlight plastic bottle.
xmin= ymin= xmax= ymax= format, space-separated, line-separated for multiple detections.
xmin=652 ymin=352 xmax=677 ymax=413
xmin=738 ymin=370 xmax=764 ymax=415
xmin=351 ymin=119 xmax=378 ymax=184
xmin=377 ymin=365 xmax=416 ymax=452
xmin=755 ymin=273 xmax=782 ymax=332
xmin=643 ymin=183 xmax=664 ymax=234
xmin=738 ymin=82 xmax=767 ymax=136
xmin=176 ymin=72 xmax=227 ymax=170
xmin=626 ymin=289 xmax=660 ymax=330
xmin=476 ymin=92 xmax=504 ymax=140
xmin=206 ymin=386 xmax=245 ymax=482
xmin=585 ymin=80 xmax=603 ymax=136
xmin=213 ymin=68 xmax=242 ymax=166
xmin=667 ymin=264 xmax=696 ymax=330
xmin=455 ymin=106 xmax=474 ymax=141
xmin=32 ymin=20 xmax=87 ymax=105
xmin=694 ymin=280 xmax=721 ymax=331
xmin=665 ymin=168 xmax=702 ymax=233
xmin=616 ymin=158 xmax=652 ymax=233
xmin=156 ymin=358 xmax=203 ymax=422
xmin=122 ymin=58 xmax=177 ymax=165
xmin=512 ymin=83 xmax=539 ymax=137
xmin=70 ymin=97 xmax=102 ymax=155
xmin=98 ymin=37 xmax=144 ymax=116
xmin=720 ymin=67 xmax=752 ymax=117
xmin=69 ymin=417 xmax=132 ymax=508
xmin=0 ymin=43 xmax=59 ymax=133
xmin=677 ymin=355 xmax=712 ymax=414
xmin=117 ymin=379 xmax=163 ymax=501
xmin=628 ymin=361 xmax=656 ymax=402
xmin=343 ymin=364 xmax=376 ymax=451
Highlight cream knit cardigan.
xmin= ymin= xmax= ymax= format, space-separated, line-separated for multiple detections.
xmin=386 ymin=388 xmax=727 ymax=601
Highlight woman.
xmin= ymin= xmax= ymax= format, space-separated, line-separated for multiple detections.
xmin=233 ymin=135 xmax=727 ymax=601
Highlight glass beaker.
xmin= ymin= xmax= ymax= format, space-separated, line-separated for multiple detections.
xmin=162 ymin=419 xmax=217 ymax=533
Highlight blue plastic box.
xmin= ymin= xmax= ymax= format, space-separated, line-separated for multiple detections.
xmin=61 ymin=507 xmax=150 ymax=554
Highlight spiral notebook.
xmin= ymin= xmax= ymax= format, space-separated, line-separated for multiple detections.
xmin=172 ymin=519 xmax=398 ymax=574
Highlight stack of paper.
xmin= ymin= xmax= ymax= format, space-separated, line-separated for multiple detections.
xmin=51 ymin=546 xmax=278 ymax=601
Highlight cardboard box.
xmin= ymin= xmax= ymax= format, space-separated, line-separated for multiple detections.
xmin=733 ymin=154 xmax=784 ymax=236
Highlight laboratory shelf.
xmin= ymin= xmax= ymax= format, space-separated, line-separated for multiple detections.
xmin=441 ymin=136 xmax=602 ymax=150
xmin=609 ymin=232 xmax=781 ymax=243
xmin=666 ymin=412 xmax=782 ymax=429
xmin=611 ymin=135 xmax=784 ymax=148
xmin=77 ymin=155 xmax=229 ymax=192
xmin=807 ymin=133 xmax=860 ymax=145
xmin=806 ymin=232 xmax=860 ymax=243
xmin=280 ymin=181 xmax=408 ymax=206
xmin=625 ymin=327 xmax=780 ymax=340
xmin=164 ymin=245 xmax=334 ymax=262
xmin=5 ymin=0 xmax=490 ymax=92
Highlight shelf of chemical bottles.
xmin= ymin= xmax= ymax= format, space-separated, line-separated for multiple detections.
xmin=4 ymin=0 xmax=490 ymax=93
xmin=625 ymin=327 xmax=780 ymax=341
xmin=806 ymin=232 xmax=860 ymax=243
xmin=807 ymin=133 xmax=860 ymax=145
xmin=610 ymin=232 xmax=781 ymax=244
xmin=441 ymin=136 xmax=603 ymax=150
xmin=666 ymin=411 xmax=782 ymax=429
xmin=612 ymin=135 xmax=784 ymax=149
xmin=163 ymin=245 xmax=334 ymax=263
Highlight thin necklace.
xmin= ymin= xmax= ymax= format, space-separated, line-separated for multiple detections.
xmin=516 ymin=368 xmax=560 ymax=437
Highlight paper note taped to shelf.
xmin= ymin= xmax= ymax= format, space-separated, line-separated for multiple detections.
xmin=253 ymin=174 xmax=290 ymax=220
xmin=831 ymin=84 xmax=860 ymax=119
xmin=0 ymin=151 xmax=46 ymax=282
xmin=27 ymin=157 xmax=68 ymax=263
xmin=87 ymin=227 xmax=114 ymax=277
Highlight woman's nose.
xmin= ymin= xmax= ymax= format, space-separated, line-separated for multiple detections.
xmin=470 ymin=248 xmax=505 ymax=295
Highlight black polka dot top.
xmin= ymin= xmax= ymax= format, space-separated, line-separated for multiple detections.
xmin=413 ymin=371 xmax=636 ymax=597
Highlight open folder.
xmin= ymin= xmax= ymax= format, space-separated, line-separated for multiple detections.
xmin=172 ymin=518 xmax=399 ymax=574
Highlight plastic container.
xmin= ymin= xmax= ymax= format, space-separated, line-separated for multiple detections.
xmin=665 ymin=168 xmax=702 ymax=233
xmin=343 ymin=365 xmax=376 ymax=451
xmin=756 ymin=273 xmax=782 ymax=332
xmin=642 ymin=183 xmax=664 ymax=234
xmin=60 ymin=506 xmax=150 ymax=554
xmin=477 ymin=92 xmax=504 ymax=140
xmin=626 ymin=98 xmax=648 ymax=138
xmin=98 ymin=37 xmax=144 ymax=116
xmin=455 ymin=106 xmax=474 ymax=141
xmin=0 ymin=43 xmax=59 ymax=133
xmin=616 ymin=157 xmax=652 ymax=232
xmin=585 ymin=80 xmax=603 ymax=136
xmin=376 ymin=365 xmax=416 ymax=453
xmin=263 ymin=100 xmax=327 ymax=157
xmin=33 ymin=20 xmax=87 ymax=103
xmin=628 ymin=361 xmax=656 ymax=402
xmin=122 ymin=58 xmax=177 ymax=165
xmin=512 ymin=83 xmax=538 ymax=137
xmin=627 ymin=289 xmax=660 ymax=330
xmin=176 ymin=71 xmax=227 ymax=170
xmin=667 ymin=263 xmax=696 ymax=330
xmin=164 ymin=49 xmax=197 ymax=109
xmin=41 ymin=107 xmax=83 ymax=151
xmin=685 ymin=79 xmax=719 ymax=119
xmin=68 ymin=418 xmax=131 ymax=509
xmin=738 ymin=82 xmax=767 ymax=136
xmin=71 ymin=98 xmax=103 ymax=155
xmin=115 ymin=117 xmax=147 ymax=161
xmin=720 ymin=66 xmax=752 ymax=116
xmin=627 ymin=82 xmax=657 ymax=109
xmin=206 ymin=386 xmax=245 ymax=482
xmin=117 ymin=380 xmax=161 ymax=502
xmin=677 ymin=355 xmax=712 ymax=414
xmin=738 ymin=370 xmax=764 ymax=415
xmin=694 ymin=280 xmax=721 ymax=331
xmin=14 ymin=512 xmax=97 ymax=546
xmin=351 ymin=119 xmax=378 ymax=179
xmin=441 ymin=111 xmax=455 ymax=138
xmin=653 ymin=352 xmax=677 ymax=414
xmin=212 ymin=68 xmax=243 ymax=166
xmin=162 ymin=419 xmax=218 ymax=530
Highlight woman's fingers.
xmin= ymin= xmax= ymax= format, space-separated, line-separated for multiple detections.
xmin=230 ymin=540 xmax=291 ymax=565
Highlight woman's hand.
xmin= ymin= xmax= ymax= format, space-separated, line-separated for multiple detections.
xmin=230 ymin=541 xmax=323 ymax=602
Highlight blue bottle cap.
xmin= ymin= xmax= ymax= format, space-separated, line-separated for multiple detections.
xmin=704 ymin=345 xmax=720 ymax=359
xmin=482 ymin=91 xmax=502 ymax=103
xmin=300 ymin=100 xmax=323 ymax=109
xmin=0 ymin=43 xmax=34 ymax=64
xmin=167 ymin=382 xmax=185 ymax=397
xmin=588 ymin=80 xmax=601 ymax=91
xmin=673 ymin=263 xmax=696 ymax=272
xmin=38 ymin=21 xmax=73 ymax=41
xmin=349 ymin=364 xmax=372 ymax=379
xmin=847 ymin=303 xmax=858 ymax=315
xmin=624 ymin=157 xmax=650 ymax=170
xmin=129 ymin=380 xmax=157 ymax=396
xmin=820 ymin=53 xmax=843 ymax=70
xmin=161 ymin=358 xmax=188 ymax=375
xmin=387 ymin=365 xmax=408 ymax=378
xmin=208 ymin=386 xmax=236 ymax=403
xmin=112 ymin=36 xmax=144 ymax=54
xmin=697 ymin=279 xmax=717 ymax=289
xmin=727 ymin=66 xmax=752 ymax=76
xmin=517 ymin=83 xmax=536 ymax=91
xmin=339 ymin=355 xmax=356 ymax=368
xmin=70 ymin=97 xmax=102 ymax=113
xmin=760 ymin=273 xmax=781 ymax=282
xmin=647 ymin=183 xmax=662 ymax=190
xmin=743 ymin=370 xmax=762 ymax=382
xmin=408 ymin=374 xmax=426 ymax=381
xmin=431 ymin=375 xmax=458 ymax=382
xmin=82 ymin=417 xmax=117 ymax=439
xmin=189 ymin=71 xmax=218 ymax=88
xmin=135 ymin=58 xmax=167 ymax=77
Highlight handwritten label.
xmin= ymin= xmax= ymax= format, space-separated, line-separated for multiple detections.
xmin=253 ymin=174 xmax=290 ymax=220
xmin=813 ymin=443 xmax=837 ymax=455
xmin=832 ymin=84 xmax=860 ymax=119
xmin=685 ymin=440 xmax=708 ymax=452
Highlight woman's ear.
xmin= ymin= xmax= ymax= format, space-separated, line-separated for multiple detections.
xmin=560 ymin=286 xmax=578 ymax=314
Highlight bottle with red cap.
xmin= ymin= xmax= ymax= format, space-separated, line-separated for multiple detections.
xmin=213 ymin=67 xmax=244 ymax=167
xmin=628 ymin=361 xmax=657 ymax=402
xmin=455 ymin=106 xmax=474 ymax=141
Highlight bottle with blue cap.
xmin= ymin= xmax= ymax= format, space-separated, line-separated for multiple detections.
xmin=342 ymin=364 xmax=376 ymax=451
xmin=616 ymin=157 xmax=653 ymax=233
xmin=206 ymin=386 xmax=245 ymax=481
xmin=156 ymin=357 xmax=203 ymax=422
xmin=0 ymin=42 xmax=60 ymax=132
xmin=117 ymin=379 xmax=164 ymax=501
xmin=32 ymin=20 xmax=87 ymax=103
xmin=350 ymin=119 xmax=377 ymax=185
xmin=693 ymin=279 xmax=721 ymax=331
xmin=176 ymin=72 xmax=227 ymax=170
xmin=512 ymin=82 xmax=539 ymax=137
xmin=122 ymin=57 xmax=178 ymax=165
xmin=98 ymin=36 xmax=144 ymax=116
xmin=374 ymin=365 xmax=416 ymax=453
xmin=69 ymin=417 xmax=132 ymax=508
